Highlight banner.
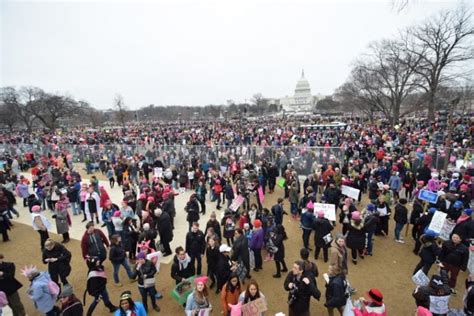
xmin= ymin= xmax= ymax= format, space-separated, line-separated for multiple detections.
xmin=154 ymin=167 xmax=163 ymax=178
xmin=242 ymin=298 xmax=268 ymax=316
xmin=341 ymin=185 xmax=360 ymax=200
xmin=314 ymin=203 xmax=336 ymax=221
xmin=427 ymin=211 xmax=447 ymax=234
xmin=418 ymin=189 xmax=439 ymax=204
xmin=229 ymin=195 xmax=245 ymax=212
xmin=438 ymin=219 xmax=456 ymax=241
xmin=257 ymin=187 xmax=265 ymax=204
xmin=429 ymin=295 xmax=450 ymax=315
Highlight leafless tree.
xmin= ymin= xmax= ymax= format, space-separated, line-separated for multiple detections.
xmin=0 ymin=103 xmax=19 ymax=131
xmin=404 ymin=6 xmax=474 ymax=120
xmin=0 ymin=86 xmax=42 ymax=132
xmin=113 ymin=94 xmax=128 ymax=128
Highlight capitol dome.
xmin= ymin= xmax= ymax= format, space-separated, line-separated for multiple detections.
xmin=295 ymin=70 xmax=311 ymax=94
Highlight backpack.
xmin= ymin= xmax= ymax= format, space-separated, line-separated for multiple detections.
xmin=48 ymin=280 xmax=60 ymax=297
xmin=83 ymin=269 xmax=107 ymax=305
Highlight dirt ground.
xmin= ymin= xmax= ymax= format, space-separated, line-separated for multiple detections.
xmin=2 ymin=174 xmax=469 ymax=316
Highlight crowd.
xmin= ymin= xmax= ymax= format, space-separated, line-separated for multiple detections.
xmin=0 ymin=115 xmax=473 ymax=316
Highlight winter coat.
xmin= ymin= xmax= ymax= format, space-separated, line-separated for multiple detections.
xmin=271 ymin=204 xmax=284 ymax=225
xmin=418 ymin=237 xmax=441 ymax=265
xmin=325 ymin=273 xmax=347 ymax=308
xmin=60 ymin=296 xmax=84 ymax=316
xmin=27 ymin=272 xmax=57 ymax=313
xmin=109 ymin=243 xmax=127 ymax=264
xmin=66 ymin=182 xmax=80 ymax=203
xmin=216 ymin=253 xmax=232 ymax=289
xmin=206 ymin=246 xmax=220 ymax=271
xmin=452 ymin=218 xmax=474 ymax=245
xmin=220 ymin=282 xmax=242 ymax=313
xmin=80 ymin=229 xmax=109 ymax=260
xmin=364 ymin=213 xmax=379 ymax=233
xmin=185 ymin=199 xmax=200 ymax=223
xmin=249 ymin=228 xmax=265 ymax=250
xmin=135 ymin=259 xmax=157 ymax=287
xmin=16 ymin=183 xmax=29 ymax=198
xmin=440 ymin=240 xmax=469 ymax=270
xmin=313 ymin=217 xmax=334 ymax=248
xmin=171 ymin=254 xmax=195 ymax=284
xmin=394 ymin=203 xmax=408 ymax=225
xmin=284 ymin=271 xmax=320 ymax=314
xmin=330 ymin=245 xmax=348 ymax=275
xmin=113 ymin=302 xmax=146 ymax=316
xmin=222 ymin=214 xmax=236 ymax=239
xmin=232 ymin=234 xmax=250 ymax=268
xmin=162 ymin=198 xmax=176 ymax=219
xmin=346 ymin=220 xmax=366 ymax=250
xmin=271 ymin=232 xmax=285 ymax=261
xmin=53 ymin=205 xmax=70 ymax=235
xmin=205 ymin=219 xmax=222 ymax=240
xmin=186 ymin=230 xmax=206 ymax=256
xmin=185 ymin=290 xmax=210 ymax=312
xmin=0 ymin=261 xmax=23 ymax=296
xmin=42 ymin=244 xmax=72 ymax=278
xmin=156 ymin=212 xmax=173 ymax=244
xmin=300 ymin=211 xmax=315 ymax=230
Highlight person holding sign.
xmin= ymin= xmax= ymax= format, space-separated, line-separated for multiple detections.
xmin=313 ymin=210 xmax=334 ymax=262
xmin=413 ymin=231 xmax=442 ymax=276
xmin=185 ymin=276 xmax=211 ymax=315
xmin=412 ymin=270 xmax=451 ymax=316
xmin=439 ymin=233 xmax=469 ymax=292
xmin=451 ymin=208 xmax=474 ymax=246
xmin=238 ymin=279 xmax=267 ymax=316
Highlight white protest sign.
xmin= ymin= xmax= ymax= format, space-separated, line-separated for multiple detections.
xmin=314 ymin=203 xmax=336 ymax=221
xmin=412 ymin=269 xmax=430 ymax=286
xmin=429 ymin=295 xmax=450 ymax=315
xmin=341 ymin=185 xmax=360 ymax=200
xmin=427 ymin=211 xmax=447 ymax=234
xmin=154 ymin=167 xmax=163 ymax=178
xmin=438 ymin=219 xmax=456 ymax=241
xmin=469 ymin=251 xmax=474 ymax=274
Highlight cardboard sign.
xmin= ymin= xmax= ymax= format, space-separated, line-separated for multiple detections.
xmin=229 ymin=195 xmax=245 ymax=212
xmin=257 ymin=187 xmax=265 ymax=204
xmin=429 ymin=295 xmax=450 ymax=314
xmin=468 ymin=250 xmax=474 ymax=274
xmin=314 ymin=203 xmax=336 ymax=221
xmin=341 ymin=185 xmax=360 ymax=200
xmin=418 ymin=189 xmax=439 ymax=204
xmin=412 ymin=269 xmax=430 ymax=286
xmin=438 ymin=219 xmax=456 ymax=241
xmin=242 ymin=298 xmax=268 ymax=316
xmin=185 ymin=308 xmax=212 ymax=316
xmin=427 ymin=211 xmax=447 ymax=234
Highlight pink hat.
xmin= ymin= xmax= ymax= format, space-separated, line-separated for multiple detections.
xmin=317 ymin=210 xmax=325 ymax=218
xmin=113 ymin=211 xmax=121 ymax=217
xmin=139 ymin=193 xmax=146 ymax=199
xmin=351 ymin=211 xmax=361 ymax=220
xmin=31 ymin=205 xmax=41 ymax=213
xmin=194 ymin=276 xmax=208 ymax=285
xmin=306 ymin=201 xmax=314 ymax=209
xmin=147 ymin=196 xmax=155 ymax=202
xmin=416 ymin=306 xmax=432 ymax=316
xmin=105 ymin=200 xmax=112 ymax=206
xmin=417 ymin=180 xmax=425 ymax=185
xmin=441 ymin=182 xmax=448 ymax=188
xmin=460 ymin=184 xmax=468 ymax=191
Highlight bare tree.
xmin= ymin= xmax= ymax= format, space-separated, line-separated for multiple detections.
xmin=405 ymin=6 xmax=474 ymax=120
xmin=0 ymin=103 xmax=19 ymax=131
xmin=0 ymin=86 xmax=42 ymax=132
xmin=251 ymin=93 xmax=265 ymax=107
xmin=113 ymin=94 xmax=128 ymax=128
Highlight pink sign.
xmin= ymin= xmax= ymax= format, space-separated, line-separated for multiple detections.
xmin=229 ymin=195 xmax=245 ymax=212
xmin=258 ymin=187 xmax=265 ymax=204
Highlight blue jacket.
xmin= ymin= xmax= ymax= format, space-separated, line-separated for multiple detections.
xmin=27 ymin=272 xmax=57 ymax=313
xmin=300 ymin=211 xmax=315 ymax=230
xmin=114 ymin=302 xmax=147 ymax=316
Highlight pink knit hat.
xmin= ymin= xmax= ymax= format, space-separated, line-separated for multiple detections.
xmin=194 ymin=276 xmax=208 ymax=285
xmin=31 ymin=205 xmax=41 ymax=213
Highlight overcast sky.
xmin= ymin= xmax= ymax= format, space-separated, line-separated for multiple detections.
xmin=0 ymin=0 xmax=470 ymax=109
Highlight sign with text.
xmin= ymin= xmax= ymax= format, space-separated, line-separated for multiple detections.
xmin=314 ymin=203 xmax=336 ymax=221
xmin=439 ymin=219 xmax=456 ymax=241
xmin=257 ymin=187 xmax=265 ymax=204
xmin=428 ymin=211 xmax=447 ymax=234
xmin=229 ymin=195 xmax=245 ymax=212
xmin=412 ymin=269 xmax=430 ymax=287
xmin=341 ymin=185 xmax=360 ymax=200
xmin=418 ymin=189 xmax=439 ymax=204
xmin=242 ymin=298 xmax=268 ymax=316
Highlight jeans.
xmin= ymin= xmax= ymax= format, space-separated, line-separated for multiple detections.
xmin=302 ymin=229 xmax=312 ymax=249
xmin=190 ymin=253 xmax=202 ymax=275
xmin=366 ymin=231 xmax=375 ymax=255
xmin=138 ymin=286 xmax=158 ymax=312
xmin=394 ymin=222 xmax=405 ymax=240
xmin=290 ymin=202 xmax=298 ymax=216
xmin=112 ymin=259 xmax=134 ymax=284
xmin=71 ymin=201 xmax=80 ymax=215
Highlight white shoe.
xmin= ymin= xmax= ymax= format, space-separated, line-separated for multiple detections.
xmin=396 ymin=239 xmax=405 ymax=244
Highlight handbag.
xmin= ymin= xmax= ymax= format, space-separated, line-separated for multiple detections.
xmin=143 ymin=277 xmax=156 ymax=288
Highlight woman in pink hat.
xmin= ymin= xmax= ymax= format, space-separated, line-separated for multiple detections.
xmin=346 ymin=211 xmax=366 ymax=265
xmin=185 ymin=276 xmax=211 ymax=314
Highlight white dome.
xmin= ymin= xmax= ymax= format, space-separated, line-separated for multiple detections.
xmin=295 ymin=69 xmax=311 ymax=94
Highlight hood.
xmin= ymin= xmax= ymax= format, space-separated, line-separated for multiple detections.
xmin=350 ymin=219 xmax=364 ymax=230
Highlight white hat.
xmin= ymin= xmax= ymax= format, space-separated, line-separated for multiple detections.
xmin=219 ymin=244 xmax=232 ymax=253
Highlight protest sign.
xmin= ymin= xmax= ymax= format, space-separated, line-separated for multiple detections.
xmin=257 ymin=187 xmax=265 ymax=204
xmin=242 ymin=298 xmax=268 ymax=316
xmin=429 ymin=295 xmax=450 ymax=315
xmin=229 ymin=195 xmax=245 ymax=212
xmin=412 ymin=269 xmax=430 ymax=286
xmin=341 ymin=185 xmax=360 ymax=200
xmin=154 ymin=167 xmax=163 ymax=178
xmin=427 ymin=211 xmax=447 ymax=234
xmin=438 ymin=219 xmax=456 ymax=241
xmin=314 ymin=203 xmax=336 ymax=221
xmin=419 ymin=189 xmax=439 ymax=204
xmin=186 ymin=308 xmax=212 ymax=316
xmin=468 ymin=250 xmax=474 ymax=274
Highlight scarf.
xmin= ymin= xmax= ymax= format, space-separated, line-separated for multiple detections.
xmin=178 ymin=254 xmax=191 ymax=271
xmin=457 ymin=214 xmax=470 ymax=224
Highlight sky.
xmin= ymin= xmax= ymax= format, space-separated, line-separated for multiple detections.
xmin=0 ymin=0 xmax=471 ymax=109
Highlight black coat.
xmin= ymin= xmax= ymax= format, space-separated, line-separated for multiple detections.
xmin=0 ymin=261 xmax=23 ymax=295
xmin=156 ymin=212 xmax=173 ymax=244
xmin=231 ymin=234 xmax=250 ymax=269
xmin=394 ymin=204 xmax=408 ymax=224
xmin=206 ymin=246 xmax=220 ymax=271
xmin=109 ymin=243 xmax=127 ymax=264
xmin=42 ymin=244 xmax=72 ymax=278
xmin=185 ymin=230 xmax=206 ymax=256
xmin=205 ymin=219 xmax=222 ymax=240
xmin=284 ymin=272 xmax=320 ymax=314
xmin=216 ymin=253 xmax=232 ymax=289
xmin=171 ymin=255 xmax=195 ymax=284
xmin=135 ymin=259 xmax=157 ymax=287
xmin=162 ymin=198 xmax=176 ymax=218
xmin=346 ymin=221 xmax=366 ymax=250
xmin=325 ymin=273 xmax=347 ymax=308
xmin=61 ymin=297 xmax=83 ymax=316
xmin=271 ymin=233 xmax=285 ymax=261
xmin=186 ymin=200 xmax=200 ymax=223
xmin=452 ymin=218 xmax=474 ymax=245
xmin=440 ymin=240 xmax=469 ymax=270
xmin=418 ymin=238 xmax=441 ymax=265
xmin=313 ymin=217 xmax=333 ymax=248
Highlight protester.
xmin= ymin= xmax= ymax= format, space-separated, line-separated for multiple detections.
xmin=325 ymin=264 xmax=347 ymax=316
xmin=133 ymin=251 xmax=160 ymax=313
xmin=58 ymin=284 xmax=83 ymax=316
xmin=31 ymin=205 xmax=51 ymax=251
xmin=171 ymin=246 xmax=195 ymax=285
xmin=353 ymin=288 xmax=387 ymax=316
xmin=42 ymin=239 xmax=72 ymax=288
xmin=220 ymin=273 xmax=242 ymax=316
xmin=109 ymin=234 xmax=135 ymax=287
xmin=80 ymin=221 xmax=110 ymax=264
xmin=0 ymin=254 xmax=25 ymax=316
xmin=22 ymin=266 xmax=59 ymax=316
xmin=284 ymin=260 xmax=320 ymax=316
xmin=185 ymin=276 xmax=211 ymax=314
xmin=114 ymin=291 xmax=146 ymax=316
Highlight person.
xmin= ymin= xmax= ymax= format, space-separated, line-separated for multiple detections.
xmin=346 ymin=211 xmax=366 ymax=265
xmin=53 ymin=194 xmax=71 ymax=243
xmin=185 ymin=194 xmax=200 ymax=232
xmin=353 ymin=288 xmax=387 ymax=316
xmin=330 ymin=234 xmax=349 ymax=275
xmin=42 ymin=239 xmax=72 ymax=288
xmin=452 ymin=208 xmax=474 ymax=246
xmin=249 ymin=219 xmax=264 ymax=272
xmin=109 ymin=234 xmax=135 ymax=287
xmin=271 ymin=198 xmax=285 ymax=225
xmin=413 ymin=270 xmax=451 ymax=316
xmin=22 ymin=266 xmax=59 ymax=316
xmin=271 ymin=224 xmax=288 ymax=278
xmin=220 ymin=273 xmax=242 ymax=316
xmin=206 ymin=211 xmax=222 ymax=242
xmin=221 ymin=211 xmax=236 ymax=245
xmin=154 ymin=208 xmax=173 ymax=256
xmin=232 ymin=228 xmax=251 ymax=280
xmin=170 ymin=246 xmax=195 ymax=285
xmin=313 ymin=210 xmax=333 ymax=262
xmin=85 ymin=186 xmax=101 ymax=224
xmin=133 ymin=251 xmax=160 ymax=313
xmin=84 ymin=256 xmax=117 ymax=316
xmin=439 ymin=233 xmax=469 ymax=292
xmin=375 ymin=195 xmax=391 ymax=237
xmin=0 ymin=253 xmax=25 ymax=316
xmin=186 ymin=222 xmax=206 ymax=276
xmin=413 ymin=231 xmax=442 ymax=276
xmin=0 ymin=191 xmax=12 ymax=242
xmin=300 ymin=248 xmax=319 ymax=280
xmin=363 ymin=204 xmax=379 ymax=256
xmin=114 ymin=291 xmax=147 ymax=316
xmin=238 ymin=279 xmax=267 ymax=316
xmin=216 ymin=244 xmax=233 ymax=295
xmin=58 ymin=284 xmax=83 ymax=316
xmin=195 ymin=180 xmax=207 ymax=215
xmin=464 ymin=273 xmax=474 ymax=315
xmin=325 ymin=264 xmax=347 ymax=316
xmin=300 ymin=205 xmax=315 ymax=250
xmin=81 ymin=221 xmax=110 ymax=264
xmin=31 ymin=205 xmax=52 ymax=251
xmin=206 ymin=236 xmax=220 ymax=290
xmin=185 ymin=276 xmax=211 ymax=314
xmin=394 ymin=198 xmax=409 ymax=243
xmin=284 ymin=260 xmax=320 ymax=316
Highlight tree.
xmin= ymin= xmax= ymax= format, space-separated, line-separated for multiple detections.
xmin=0 ymin=103 xmax=19 ymax=131
xmin=0 ymin=86 xmax=41 ymax=132
xmin=251 ymin=93 xmax=265 ymax=107
xmin=78 ymin=101 xmax=105 ymax=127
xmin=30 ymin=93 xmax=81 ymax=129
xmin=405 ymin=6 xmax=474 ymax=120
xmin=315 ymin=96 xmax=342 ymax=112
xmin=113 ymin=94 xmax=128 ymax=128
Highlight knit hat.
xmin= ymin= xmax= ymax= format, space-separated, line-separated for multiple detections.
xmin=139 ymin=193 xmax=146 ymax=199
xmin=428 ymin=207 xmax=437 ymax=214
xmin=20 ymin=265 xmax=40 ymax=279
xmin=367 ymin=204 xmax=375 ymax=212
xmin=351 ymin=211 xmax=361 ymax=221
xmin=136 ymin=251 xmax=147 ymax=260
xmin=59 ymin=284 xmax=74 ymax=298
xmin=454 ymin=201 xmax=463 ymax=209
xmin=366 ymin=288 xmax=384 ymax=305
xmin=416 ymin=306 xmax=432 ymax=316
xmin=147 ymin=196 xmax=155 ymax=202
xmin=317 ymin=210 xmax=325 ymax=218
xmin=460 ymin=184 xmax=468 ymax=191
xmin=465 ymin=208 xmax=473 ymax=216
xmin=253 ymin=219 xmax=262 ymax=228
xmin=306 ymin=201 xmax=314 ymax=209
xmin=464 ymin=174 xmax=471 ymax=181
xmin=194 ymin=276 xmax=208 ymax=285
xmin=31 ymin=205 xmax=41 ymax=213
xmin=113 ymin=211 xmax=121 ymax=217
xmin=423 ymin=229 xmax=439 ymax=239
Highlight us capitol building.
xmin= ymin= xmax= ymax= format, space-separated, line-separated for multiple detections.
xmin=266 ymin=70 xmax=321 ymax=113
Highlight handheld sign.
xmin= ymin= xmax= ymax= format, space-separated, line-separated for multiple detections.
xmin=257 ymin=187 xmax=265 ymax=204
xmin=229 ymin=195 xmax=245 ymax=212
xmin=412 ymin=269 xmax=430 ymax=286
xmin=241 ymin=298 xmax=268 ymax=316
xmin=427 ymin=211 xmax=447 ymax=234
xmin=419 ymin=189 xmax=439 ymax=204
xmin=314 ymin=203 xmax=336 ymax=221
xmin=341 ymin=185 xmax=360 ymax=200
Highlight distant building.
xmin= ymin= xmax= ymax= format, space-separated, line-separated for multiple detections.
xmin=278 ymin=70 xmax=320 ymax=113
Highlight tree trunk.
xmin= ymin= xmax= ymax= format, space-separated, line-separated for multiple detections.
xmin=427 ymin=91 xmax=436 ymax=121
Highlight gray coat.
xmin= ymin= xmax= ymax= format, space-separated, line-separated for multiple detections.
xmin=54 ymin=210 xmax=69 ymax=235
